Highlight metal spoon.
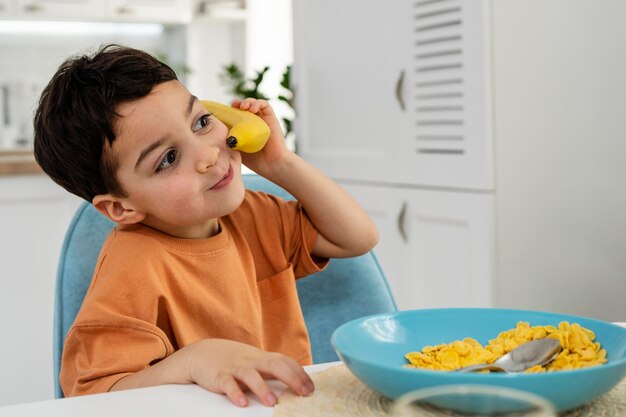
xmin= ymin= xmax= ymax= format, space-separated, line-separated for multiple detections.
xmin=457 ymin=338 xmax=562 ymax=373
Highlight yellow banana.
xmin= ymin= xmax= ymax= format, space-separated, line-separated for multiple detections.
xmin=201 ymin=100 xmax=270 ymax=153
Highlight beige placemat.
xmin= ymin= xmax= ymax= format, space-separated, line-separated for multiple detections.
xmin=563 ymin=377 xmax=626 ymax=417
xmin=273 ymin=364 xmax=626 ymax=417
xmin=274 ymin=364 xmax=391 ymax=416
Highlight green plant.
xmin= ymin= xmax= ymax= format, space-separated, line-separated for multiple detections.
xmin=219 ymin=64 xmax=270 ymax=100
xmin=277 ymin=65 xmax=294 ymax=136
xmin=219 ymin=63 xmax=295 ymax=137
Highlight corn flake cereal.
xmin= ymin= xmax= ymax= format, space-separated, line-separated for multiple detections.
xmin=405 ymin=321 xmax=606 ymax=373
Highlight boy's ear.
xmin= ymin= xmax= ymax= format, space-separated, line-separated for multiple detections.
xmin=92 ymin=194 xmax=146 ymax=225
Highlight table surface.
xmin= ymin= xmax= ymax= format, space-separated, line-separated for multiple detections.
xmin=0 ymin=362 xmax=340 ymax=417
xmin=3 ymin=323 xmax=625 ymax=416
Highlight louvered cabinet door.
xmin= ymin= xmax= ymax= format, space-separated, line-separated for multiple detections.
xmin=395 ymin=0 xmax=494 ymax=190
xmin=294 ymin=0 xmax=494 ymax=190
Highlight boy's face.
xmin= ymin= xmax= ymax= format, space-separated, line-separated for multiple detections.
xmin=101 ymin=80 xmax=245 ymax=238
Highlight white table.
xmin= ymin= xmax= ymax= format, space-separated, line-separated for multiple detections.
xmin=0 ymin=362 xmax=341 ymax=417
xmin=3 ymin=324 xmax=625 ymax=416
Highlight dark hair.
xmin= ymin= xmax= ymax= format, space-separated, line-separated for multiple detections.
xmin=33 ymin=44 xmax=177 ymax=202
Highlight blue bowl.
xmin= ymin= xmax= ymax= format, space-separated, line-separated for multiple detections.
xmin=331 ymin=308 xmax=626 ymax=412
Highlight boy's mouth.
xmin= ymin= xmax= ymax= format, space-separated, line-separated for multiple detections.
xmin=210 ymin=164 xmax=234 ymax=190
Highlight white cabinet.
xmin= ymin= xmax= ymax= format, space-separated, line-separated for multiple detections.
xmin=293 ymin=0 xmax=494 ymax=191
xmin=292 ymin=0 xmax=400 ymax=184
xmin=342 ymin=182 xmax=494 ymax=311
xmin=338 ymin=183 xmax=403 ymax=294
xmin=7 ymin=0 xmax=192 ymax=23
xmin=0 ymin=175 xmax=81 ymax=406
xmin=294 ymin=0 xmax=626 ymax=321
xmin=294 ymin=0 xmax=496 ymax=311
xmin=15 ymin=0 xmax=105 ymax=21
xmin=107 ymin=0 xmax=192 ymax=24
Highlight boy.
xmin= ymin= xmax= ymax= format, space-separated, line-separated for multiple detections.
xmin=33 ymin=45 xmax=378 ymax=407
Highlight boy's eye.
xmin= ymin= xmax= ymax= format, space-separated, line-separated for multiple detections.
xmin=193 ymin=113 xmax=212 ymax=132
xmin=156 ymin=149 xmax=177 ymax=172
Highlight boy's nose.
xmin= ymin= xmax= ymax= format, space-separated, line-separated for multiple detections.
xmin=196 ymin=145 xmax=220 ymax=174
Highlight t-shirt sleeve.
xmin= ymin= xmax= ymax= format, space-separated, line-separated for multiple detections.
xmin=289 ymin=203 xmax=329 ymax=278
xmin=60 ymin=320 xmax=173 ymax=396
xmin=239 ymin=191 xmax=329 ymax=279
xmin=60 ymin=231 xmax=175 ymax=397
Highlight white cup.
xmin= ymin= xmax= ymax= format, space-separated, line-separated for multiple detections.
xmin=390 ymin=384 xmax=557 ymax=417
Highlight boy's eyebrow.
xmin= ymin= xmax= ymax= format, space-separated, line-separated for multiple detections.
xmin=135 ymin=138 xmax=164 ymax=170
xmin=187 ymin=94 xmax=198 ymax=115
xmin=134 ymin=95 xmax=199 ymax=170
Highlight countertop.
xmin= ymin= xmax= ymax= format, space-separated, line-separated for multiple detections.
xmin=0 ymin=148 xmax=42 ymax=176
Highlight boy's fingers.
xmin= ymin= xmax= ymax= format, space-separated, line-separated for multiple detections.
xmin=231 ymin=98 xmax=274 ymax=119
xmin=235 ymin=369 xmax=277 ymax=407
xmin=239 ymin=98 xmax=256 ymax=110
xmin=239 ymin=98 xmax=272 ymax=115
xmin=249 ymin=100 xmax=267 ymax=114
xmin=257 ymin=357 xmax=315 ymax=397
xmin=216 ymin=375 xmax=249 ymax=407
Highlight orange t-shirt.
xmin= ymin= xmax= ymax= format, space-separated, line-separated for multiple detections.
xmin=60 ymin=190 xmax=328 ymax=397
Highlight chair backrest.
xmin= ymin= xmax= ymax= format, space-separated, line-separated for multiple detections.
xmin=53 ymin=174 xmax=397 ymax=398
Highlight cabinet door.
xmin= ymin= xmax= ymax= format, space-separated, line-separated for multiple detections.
xmin=16 ymin=0 xmax=105 ymax=21
xmin=341 ymin=182 xmax=494 ymax=311
xmin=108 ymin=0 xmax=191 ymax=23
xmin=395 ymin=0 xmax=494 ymax=190
xmin=340 ymin=182 xmax=404 ymax=304
xmin=293 ymin=0 xmax=494 ymax=191
xmin=292 ymin=0 xmax=404 ymax=182
xmin=399 ymin=188 xmax=494 ymax=310
xmin=0 ymin=176 xmax=82 ymax=405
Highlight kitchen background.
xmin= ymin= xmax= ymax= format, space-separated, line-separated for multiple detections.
xmin=1 ymin=0 xmax=625 ymax=408
xmin=0 ymin=0 xmax=293 ymax=406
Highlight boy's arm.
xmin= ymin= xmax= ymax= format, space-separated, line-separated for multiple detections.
xmin=235 ymin=99 xmax=379 ymax=259
xmin=110 ymin=338 xmax=314 ymax=407
xmin=269 ymin=153 xmax=377 ymax=259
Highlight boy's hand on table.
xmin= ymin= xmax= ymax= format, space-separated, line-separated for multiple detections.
xmin=186 ymin=338 xmax=315 ymax=407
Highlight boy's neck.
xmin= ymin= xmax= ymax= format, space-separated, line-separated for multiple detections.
xmin=133 ymin=217 xmax=221 ymax=239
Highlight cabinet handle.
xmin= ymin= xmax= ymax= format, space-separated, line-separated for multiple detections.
xmin=116 ymin=6 xmax=134 ymax=15
xmin=395 ymin=70 xmax=405 ymax=111
xmin=397 ymin=201 xmax=408 ymax=243
xmin=23 ymin=3 xmax=43 ymax=13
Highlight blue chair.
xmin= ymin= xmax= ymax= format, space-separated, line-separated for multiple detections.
xmin=53 ymin=174 xmax=397 ymax=398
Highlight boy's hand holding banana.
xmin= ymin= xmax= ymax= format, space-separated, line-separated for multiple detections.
xmin=201 ymin=100 xmax=271 ymax=153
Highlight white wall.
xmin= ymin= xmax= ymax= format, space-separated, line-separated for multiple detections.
xmin=186 ymin=0 xmax=294 ymax=106
xmin=246 ymin=0 xmax=294 ymax=144
xmin=492 ymin=0 xmax=626 ymax=321
xmin=185 ymin=17 xmax=246 ymax=104
xmin=245 ymin=0 xmax=293 ymax=99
